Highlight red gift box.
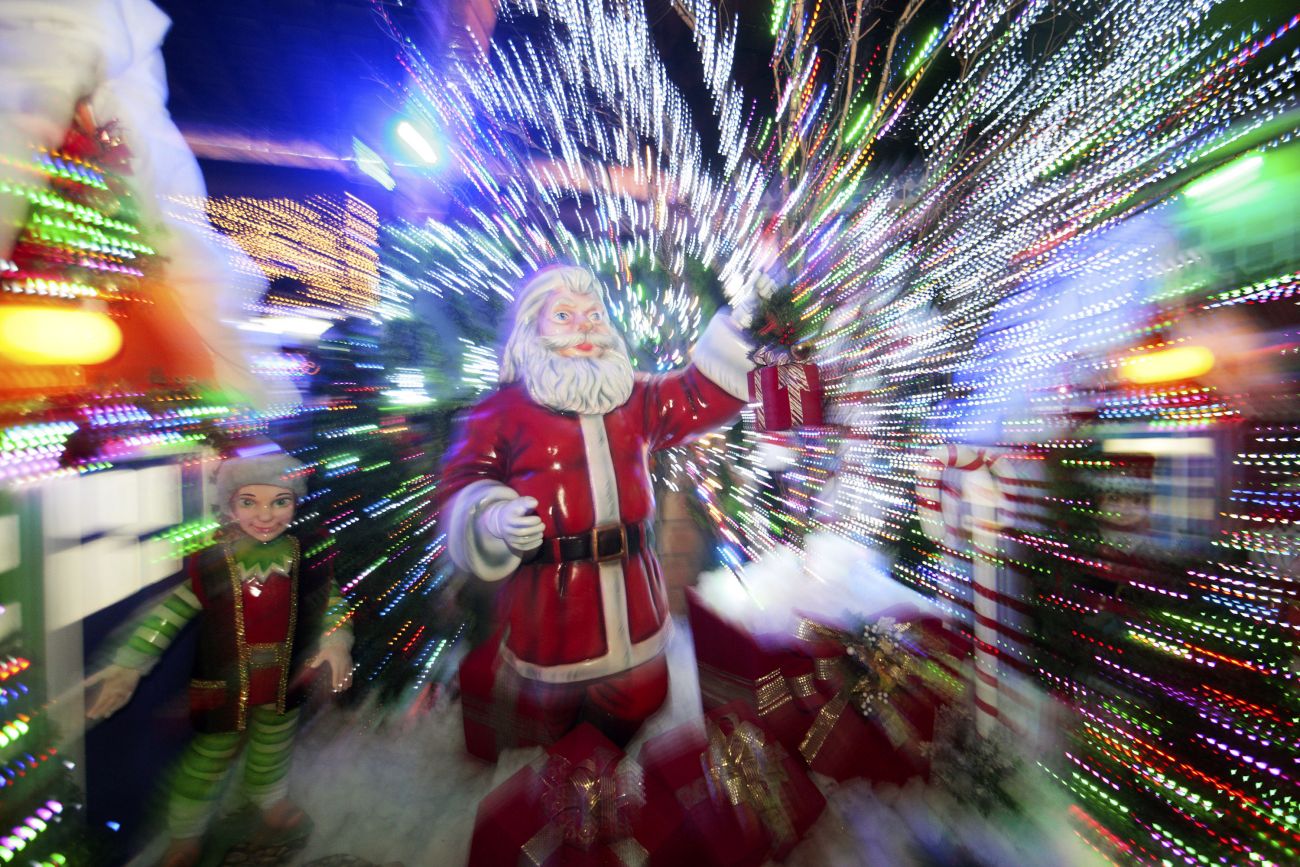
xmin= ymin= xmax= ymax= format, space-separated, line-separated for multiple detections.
xmin=747 ymin=362 xmax=823 ymax=432
xmin=686 ymin=588 xmax=818 ymax=754
xmin=468 ymin=723 xmax=692 ymax=867
xmin=460 ymin=633 xmax=576 ymax=761
xmin=793 ymin=609 xmax=969 ymax=783
xmin=638 ymin=701 xmax=826 ymax=866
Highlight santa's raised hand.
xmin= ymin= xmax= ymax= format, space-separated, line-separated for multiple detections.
xmin=479 ymin=495 xmax=544 ymax=555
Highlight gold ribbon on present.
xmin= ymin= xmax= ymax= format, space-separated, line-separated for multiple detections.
xmin=749 ymin=359 xmax=816 ymax=431
xmin=796 ymin=617 xmax=923 ymax=764
xmin=750 ymin=345 xmax=793 ymax=367
xmin=697 ymin=661 xmax=794 ymax=717
xmin=751 ymin=369 xmax=768 ymax=431
xmin=749 ymin=346 xmax=798 ymax=432
xmin=777 ymin=364 xmax=810 ymax=427
xmin=788 ymin=672 xmax=819 ymax=701
xmin=521 ymin=753 xmax=649 ymax=867
xmin=701 ymin=716 xmax=795 ymax=845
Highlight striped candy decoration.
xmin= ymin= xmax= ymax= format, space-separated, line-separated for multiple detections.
xmin=915 ymin=446 xmax=1046 ymax=739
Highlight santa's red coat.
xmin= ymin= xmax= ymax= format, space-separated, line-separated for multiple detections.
xmin=440 ymin=364 xmax=745 ymax=683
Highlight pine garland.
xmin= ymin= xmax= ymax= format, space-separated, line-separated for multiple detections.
xmin=745 ymin=286 xmax=809 ymax=352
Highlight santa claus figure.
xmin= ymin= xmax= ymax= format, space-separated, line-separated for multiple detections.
xmin=440 ymin=265 xmax=756 ymax=744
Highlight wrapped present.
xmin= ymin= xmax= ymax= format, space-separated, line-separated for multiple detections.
xmin=747 ymin=361 xmax=823 ymax=432
xmin=468 ymin=723 xmax=692 ymax=867
xmin=686 ymin=588 xmax=818 ymax=754
xmin=460 ymin=633 xmax=576 ymax=761
xmin=794 ymin=610 xmax=968 ymax=783
xmin=639 ymin=702 xmax=826 ymax=866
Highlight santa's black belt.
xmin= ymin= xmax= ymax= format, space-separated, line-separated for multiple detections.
xmin=528 ymin=522 xmax=651 ymax=564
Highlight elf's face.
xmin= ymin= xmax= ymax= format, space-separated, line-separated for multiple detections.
xmin=231 ymin=484 xmax=296 ymax=542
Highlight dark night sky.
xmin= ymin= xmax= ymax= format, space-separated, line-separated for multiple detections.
xmin=154 ymin=0 xmax=412 ymax=144
xmin=151 ymin=0 xmax=781 ymax=198
xmin=152 ymin=1 xmax=777 ymax=140
xmin=149 ymin=0 xmax=926 ymax=200
xmin=152 ymin=0 xmax=424 ymax=198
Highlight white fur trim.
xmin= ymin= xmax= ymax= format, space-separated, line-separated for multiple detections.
xmin=580 ymin=414 xmax=635 ymax=675
xmin=579 ymin=415 xmax=620 ymax=524
xmin=446 ymin=480 xmax=523 ymax=582
xmin=464 ymin=415 xmax=676 ymax=683
xmin=214 ymin=454 xmax=307 ymax=516
xmin=691 ymin=313 xmax=757 ymax=401
xmin=501 ymin=620 xmax=672 ymax=683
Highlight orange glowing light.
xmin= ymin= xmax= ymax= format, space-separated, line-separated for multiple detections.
xmin=0 ymin=306 xmax=123 ymax=365
xmin=1119 ymin=345 xmax=1215 ymax=384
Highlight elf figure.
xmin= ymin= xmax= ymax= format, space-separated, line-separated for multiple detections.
xmin=86 ymin=453 xmax=353 ymax=867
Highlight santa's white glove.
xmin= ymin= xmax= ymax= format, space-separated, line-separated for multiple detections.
xmin=731 ymin=272 xmax=779 ymax=329
xmin=479 ymin=496 xmax=544 ymax=554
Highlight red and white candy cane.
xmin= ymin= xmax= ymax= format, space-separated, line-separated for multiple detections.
xmin=916 ymin=446 xmax=1038 ymax=737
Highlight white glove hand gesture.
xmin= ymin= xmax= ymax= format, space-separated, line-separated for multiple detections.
xmin=479 ymin=496 xmax=544 ymax=554
xmin=752 ymin=272 xmax=779 ymax=301
xmin=85 ymin=665 xmax=142 ymax=720
xmin=732 ymin=272 xmax=779 ymax=328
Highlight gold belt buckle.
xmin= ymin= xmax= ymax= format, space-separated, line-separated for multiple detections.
xmin=247 ymin=643 xmax=284 ymax=668
xmin=592 ymin=523 xmax=628 ymax=563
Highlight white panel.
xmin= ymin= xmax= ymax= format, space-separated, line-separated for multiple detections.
xmin=134 ymin=464 xmax=182 ymax=534
xmin=196 ymin=449 xmax=222 ymax=519
xmin=84 ymin=537 xmax=142 ymax=615
xmin=86 ymin=470 xmax=139 ymax=538
xmin=42 ymin=475 xmax=86 ymax=541
xmin=1101 ymin=436 xmax=1214 ymax=457
xmin=44 ymin=546 xmax=86 ymax=630
xmin=42 ymin=617 xmax=85 ymax=792
xmin=0 ymin=515 xmax=18 ymax=573
xmin=140 ymin=536 xmax=181 ymax=587
xmin=44 ymin=539 xmax=144 ymax=629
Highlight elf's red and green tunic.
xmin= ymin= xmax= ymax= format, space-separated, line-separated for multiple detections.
xmin=115 ymin=531 xmax=350 ymax=732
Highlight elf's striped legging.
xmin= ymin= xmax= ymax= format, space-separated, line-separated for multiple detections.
xmin=167 ymin=704 xmax=300 ymax=839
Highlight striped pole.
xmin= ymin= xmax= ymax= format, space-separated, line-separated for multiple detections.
xmin=916 ymin=446 xmax=1037 ymax=737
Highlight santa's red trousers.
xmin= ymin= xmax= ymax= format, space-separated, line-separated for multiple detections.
xmin=460 ymin=643 xmax=669 ymax=756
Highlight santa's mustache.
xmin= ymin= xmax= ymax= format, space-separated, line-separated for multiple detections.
xmin=540 ymin=332 xmax=620 ymax=351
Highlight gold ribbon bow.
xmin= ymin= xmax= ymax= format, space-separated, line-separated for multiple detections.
xmin=702 ymin=717 xmax=795 ymax=845
xmin=521 ymin=754 xmax=648 ymax=867
xmin=797 ymin=617 xmax=922 ymax=763
xmin=750 ymin=345 xmax=794 ymax=367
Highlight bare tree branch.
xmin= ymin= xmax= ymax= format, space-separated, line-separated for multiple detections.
xmin=837 ymin=0 xmax=868 ymax=141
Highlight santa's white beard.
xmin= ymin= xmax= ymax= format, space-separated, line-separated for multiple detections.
xmin=515 ymin=331 xmax=635 ymax=415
